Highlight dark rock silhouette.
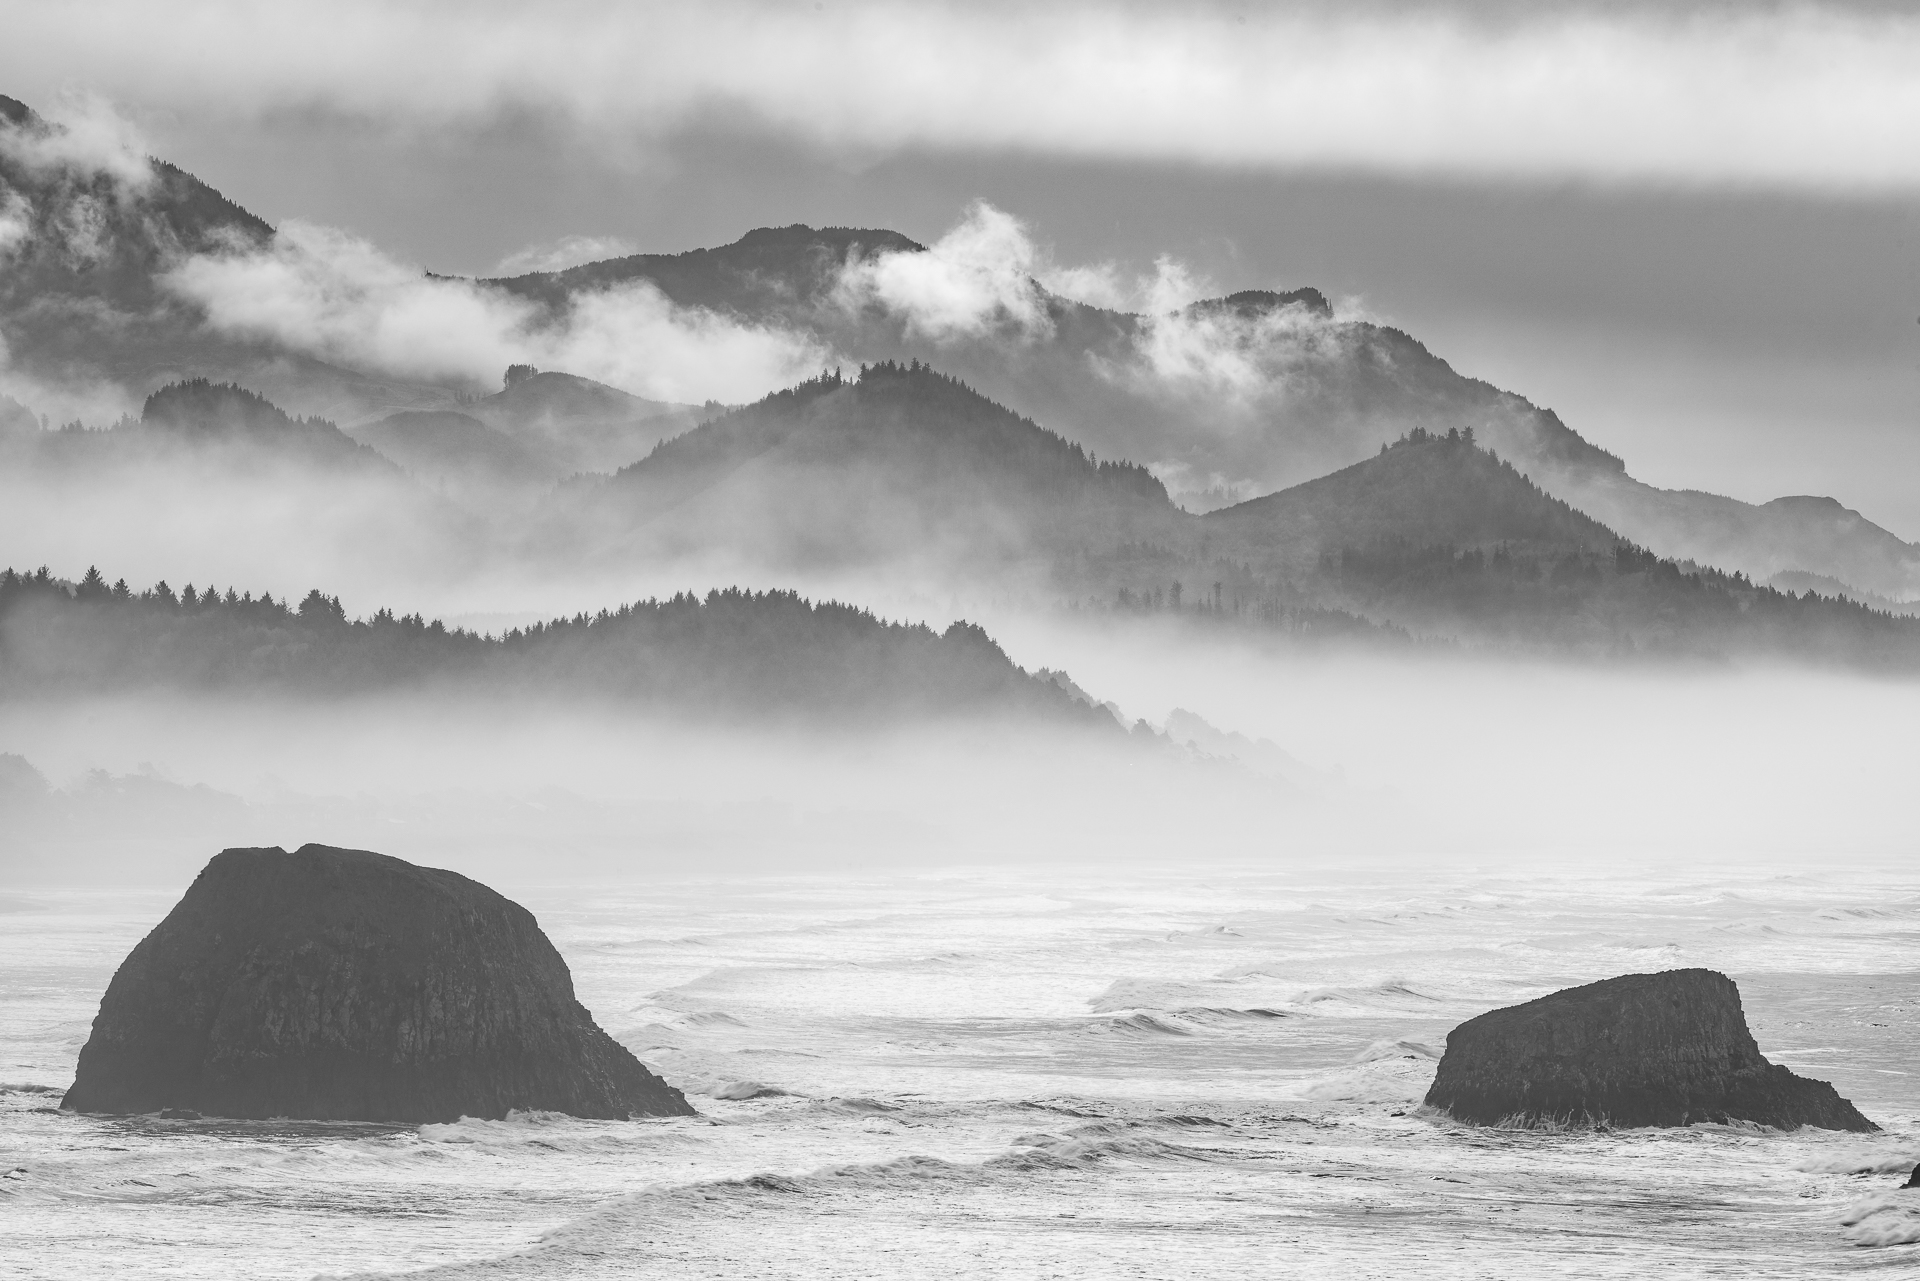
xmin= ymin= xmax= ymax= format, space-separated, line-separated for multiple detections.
xmin=1905 ymin=1164 xmax=1919 ymax=1189
xmin=1424 ymin=969 xmax=1876 ymax=1131
xmin=61 ymin=845 xmax=694 ymax=1122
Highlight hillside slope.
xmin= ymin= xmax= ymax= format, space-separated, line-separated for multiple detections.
xmin=0 ymin=566 xmax=1111 ymax=727
xmin=466 ymin=368 xmax=705 ymax=474
xmin=572 ymin=361 xmax=1181 ymax=574
xmin=498 ymin=223 xmax=1918 ymax=599
xmin=1207 ymin=428 xmax=1620 ymax=578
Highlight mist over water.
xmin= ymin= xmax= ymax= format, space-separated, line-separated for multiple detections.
xmin=5 ymin=54 xmax=1920 ymax=1281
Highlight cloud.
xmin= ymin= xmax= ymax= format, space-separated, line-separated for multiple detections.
xmin=163 ymin=221 xmax=831 ymax=404
xmin=5 ymin=2 xmax=1920 ymax=192
xmin=837 ymin=202 xmax=1229 ymax=342
xmin=0 ymin=90 xmax=153 ymax=191
xmin=835 ymin=201 xmax=1052 ymax=342
xmin=1131 ymin=293 xmax=1348 ymax=399
xmin=0 ymin=189 xmax=30 ymax=257
xmin=492 ymin=234 xmax=639 ymax=276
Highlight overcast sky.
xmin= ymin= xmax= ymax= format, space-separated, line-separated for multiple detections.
xmin=5 ymin=0 xmax=1917 ymax=531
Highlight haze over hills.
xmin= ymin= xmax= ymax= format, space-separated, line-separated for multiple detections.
xmin=488 ymin=221 xmax=1920 ymax=602
xmin=2 ymin=379 xmax=394 ymax=475
xmin=564 ymin=361 xmax=1179 ymax=580
xmin=0 ymin=565 xmax=1109 ymax=727
xmin=464 ymin=366 xmax=708 ymax=475
xmin=4 ymin=89 xmax=1919 ymax=616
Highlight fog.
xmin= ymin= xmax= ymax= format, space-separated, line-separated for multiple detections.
xmin=6 ymin=584 xmax=1916 ymax=898
xmin=167 ymin=220 xmax=828 ymax=404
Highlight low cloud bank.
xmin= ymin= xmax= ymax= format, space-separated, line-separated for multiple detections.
xmin=9 ymin=2 xmax=1920 ymax=192
xmin=165 ymin=221 xmax=830 ymax=404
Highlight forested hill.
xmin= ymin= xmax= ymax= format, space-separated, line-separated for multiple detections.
xmin=576 ymin=361 xmax=1180 ymax=566
xmin=1206 ymin=427 xmax=1621 ymax=576
xmin=4 ymin=381 xmax=394 ymax=473
xmin=142 ymin=381 xmax=386 ymax=464
xmin=0 ymin=567 xmax=1109 ymax=727
xmin=0 ymin=99 xmax=272 ymax=311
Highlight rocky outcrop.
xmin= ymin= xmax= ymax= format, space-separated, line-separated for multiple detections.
xmin=62 ymin=844 xmax=693 ymax=1122
xmin=1424 ymin=969 xmax=1876 ymax=1131
xmin=1905 ymin=1164 xmax=1920 ymax=1189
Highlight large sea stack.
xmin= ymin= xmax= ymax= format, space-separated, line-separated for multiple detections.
xmin=62 ymin=845 xmax=694 ymax=1122
xmin=1424 ymin=969 xmax=1875 ymax=1131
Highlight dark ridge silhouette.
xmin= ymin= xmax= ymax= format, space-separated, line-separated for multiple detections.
xmin=1186 ymin=288 xmax=1334 ymax=321
xmin=62 ymin=844 xmax=694 ymax=1122
xmin=489 ymin=223 xmax=926 ymax=316
xmin=1425 ymin=969 xmax=1877 ymax=1131
xmin=624 ymin=360 xmax=1167 ymax=501
xmin=138 ymin=379 xmax=392 ymax=469
xmin=0 ymin=567 xmax=1110 ymax=726
xmin=1208 ymin=426 xmax=1620 ymax=568
xmin=1167 ymin=428 xmax=1920 ymax=664
xmin=590 ymin=360 xmax=1175 ymax=569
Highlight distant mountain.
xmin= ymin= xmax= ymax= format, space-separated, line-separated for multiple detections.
xmin=0 ymin=94 xmax=277 ymax=394
xmin=488 ymin=224 xmax=925 ymax=315
xmin=0 ymin=566 xmax=1111 ymax=727
xmin=1552 ymin=476 xmax=1920 ymax=601
xmin=353 ymin=409 xmax=556 ymax=489
xmin=7 ymin=95 xmax=1915 ymax=605
xmin=465 ymin=366 xmax=706 ymax=475
xmin=1206 ymin=427 xmax=1620 ymax=579
xmin=2 ymin=380 xmax=395 ymax=475
xmin=572 ymin=361 xmax=1179 ymax=574
xmin=498 ymin=223 xmax=1920 ymax=600
xmin=1189 ymin=431 xmax=1920 ymax=663
xmin=493 ymin=224 xmax=1622 ymax=494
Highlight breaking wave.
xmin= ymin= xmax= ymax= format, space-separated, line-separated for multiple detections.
xmin=1838 ymin=1191 xmax=1920 ymax=1248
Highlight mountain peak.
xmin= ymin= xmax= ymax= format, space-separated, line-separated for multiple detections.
xmin=731 ymin=223 xmax=925 ymax=256
xmin=0 ymin=94 xmax=35 ymax=128
xmin=1208 ymin=425 xmax=1621 ymax=558
xmin=1187 ymin=288 xmax=1333 ymax=321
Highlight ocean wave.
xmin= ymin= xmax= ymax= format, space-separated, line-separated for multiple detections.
xmin=1350 ymin=1038 xmax=1443 ymax=1064
xmin=1796 ymin=1148 xmax=1920 ymax=1176
xmin=703 ymin=1080 xmax=791 ymax=1101
xmin=325 ymin=1121 xmax=1237 ymax=1276
xmin=809 ymin=1096 xmax=899 ymax=1115
xmin=1090 ymin=1012 xmax=1191 ymax=1036
xmin=1838 ymin=1191 xmax=1920 ymax=1247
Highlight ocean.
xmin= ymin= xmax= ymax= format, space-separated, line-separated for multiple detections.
xmin=3 ymin=860 xmax=1916 ymax=1278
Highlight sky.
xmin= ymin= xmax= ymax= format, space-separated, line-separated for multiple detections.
xmin=3 ymin=0 xmax=1917 ymax=532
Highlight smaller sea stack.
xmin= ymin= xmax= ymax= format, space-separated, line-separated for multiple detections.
xmin=62 ymin=844 xmax=694 ymax=1122
xmin=1424 ymin=969 xmax=1876 ymax=1131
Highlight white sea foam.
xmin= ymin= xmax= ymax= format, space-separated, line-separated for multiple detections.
xmin=3 ymin=862 xmax=1917 ymax=1278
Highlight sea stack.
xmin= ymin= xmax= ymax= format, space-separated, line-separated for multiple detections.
xmin=62 ymin=845 xmax=694 ymax=1122
xmin=1424 ymin=969 xmax=1876 ymax=1131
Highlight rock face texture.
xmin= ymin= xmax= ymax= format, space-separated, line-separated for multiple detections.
xmin=62 ymin=845 xmax=694 ymax=1122
xmin=1424 ymin=969 xmax=1876 ymax=1131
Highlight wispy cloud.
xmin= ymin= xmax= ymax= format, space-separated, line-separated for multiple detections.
xmin=0 ymin=90 xmax=154 ymax=190
xmin=165 ymin=221 xmax=830 ymax=403
xmin=6 ymin=2 xmax=1919 ymax=192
